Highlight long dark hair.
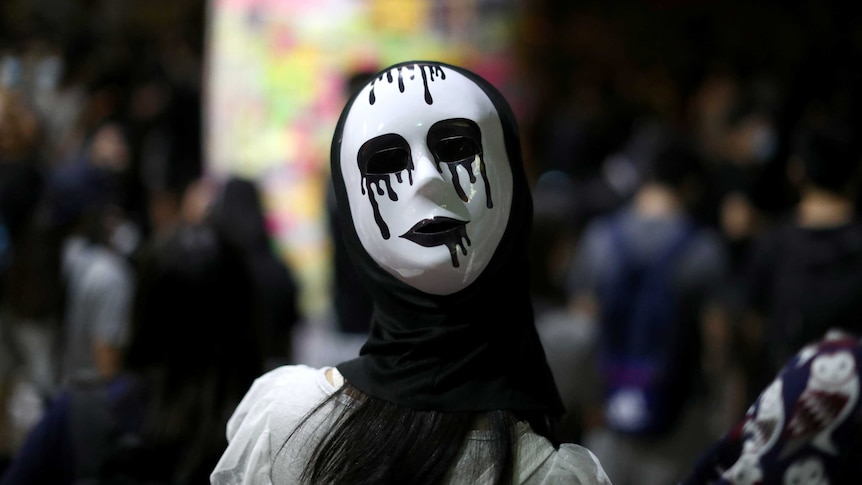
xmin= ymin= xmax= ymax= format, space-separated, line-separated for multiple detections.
xmin=123 ymin=223 xmax=264 ymax=481
xmin=285 ymin=383 xmax=556 ymax=485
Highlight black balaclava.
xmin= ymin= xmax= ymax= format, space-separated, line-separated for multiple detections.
xmin=333 ymin=61 xmax=563 ymax=414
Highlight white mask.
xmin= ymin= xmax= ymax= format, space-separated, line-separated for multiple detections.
xmin=339 ymin=63 xmax=514 ymax=295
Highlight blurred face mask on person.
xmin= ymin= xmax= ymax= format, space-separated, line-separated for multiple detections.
xmin=339 ymin=63 xmax=514 ymax=295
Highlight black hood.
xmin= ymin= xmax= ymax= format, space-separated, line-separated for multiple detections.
xmin=333 ymin=61 xmax=563 ymax=414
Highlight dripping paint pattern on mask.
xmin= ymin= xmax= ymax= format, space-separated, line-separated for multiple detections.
xmin=339 ymin=62 xmax=514 ymax=295
xmin=368 ymin=63 xmax=445 ymax=106
xmin=427 ymin=118 xmax=492 ymax=209
xmin=357 ymin=117 xmax=494 ymax=270
xmin=357 ymin=132 xmax=414 ymax=240
xmin=401 ymin=215 xmax=471 ymax=268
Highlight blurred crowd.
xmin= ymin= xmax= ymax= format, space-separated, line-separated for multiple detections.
xmin=517 ymin=2 xmax=862 ymax=483
xmin=0 ymin=60 xmax=301 ymax=484
xmin=0 ymin=0 xmax=861 ymax=483
xmin=0 ymin=0 xmax=298 ymax=478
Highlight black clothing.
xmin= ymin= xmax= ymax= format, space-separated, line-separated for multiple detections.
xmin=332 ymin=61 xmax=564 ymax=415
xmin=746 ymin=216 xmax=862 ymax=377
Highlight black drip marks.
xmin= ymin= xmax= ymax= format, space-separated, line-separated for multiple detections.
xmin=368 ymin=63 xmax=446 ymax=106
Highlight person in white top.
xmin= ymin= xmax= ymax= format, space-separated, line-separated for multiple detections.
xmin=211 ymin=60 xmax=611 ymax=485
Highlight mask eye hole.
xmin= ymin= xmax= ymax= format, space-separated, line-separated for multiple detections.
xmin=427 ymin=118 xmax=483 ymax=168
xmin=366 ymin=147 xmax=410 ymax=174
xmin=433 ymin=136 xmax=479 ymax=165
xmin=358 ymin=133 xmax=412 ymax=176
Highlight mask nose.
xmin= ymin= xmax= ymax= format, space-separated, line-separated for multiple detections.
xmin=413 ymin=150 xmax=453 ymax=201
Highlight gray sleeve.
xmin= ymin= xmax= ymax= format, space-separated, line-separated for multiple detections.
xmin=91 ymin=261 xmax=134 ymax=347
xmin=534 ymin=444 xmax=613 ymax=484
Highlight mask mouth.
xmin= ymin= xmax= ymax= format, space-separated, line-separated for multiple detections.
xmin=400 ymin=216 xmax=468 ymax=247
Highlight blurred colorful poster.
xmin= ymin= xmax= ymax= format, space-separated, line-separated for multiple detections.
xmin=205 ymin=0 xmax=517 ymax=318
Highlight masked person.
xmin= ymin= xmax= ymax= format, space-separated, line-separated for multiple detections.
xmin=211 ymin=61 xmax=611 ymax=485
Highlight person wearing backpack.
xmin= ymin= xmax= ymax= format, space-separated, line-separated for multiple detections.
xmin=565 ymin=132 xmax=731 ymax=485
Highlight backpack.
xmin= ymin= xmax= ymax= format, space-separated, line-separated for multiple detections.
xmin=596 ymin=215 xmax=698 ymax=436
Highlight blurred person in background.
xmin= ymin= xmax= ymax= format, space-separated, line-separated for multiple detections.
xmin=1 ymin=222 xmax=265 ymax=484
xmin=40 ymin=163 xmax=135 ymax=387
xmin=84 ymin=119 xmax=144 ymax=259
xmin=565 ymin=131 xmax=730 ymax=485
xmin=740 ymin=117 xmax=862 ymax=404
xmin=207 ymin=175 xmax=301 ymax=369
xmin=0 ymin=83 xmax=52 ymax=474
xmin=0 ymin=85 xmax=45 ymax=250
xmin=685 ymin=69 xmax=785 ymax=285
xmin=127 ymin=60 xmax=203 ymax=239
xmin=54 ymin=66 xmax=133 ymax=170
